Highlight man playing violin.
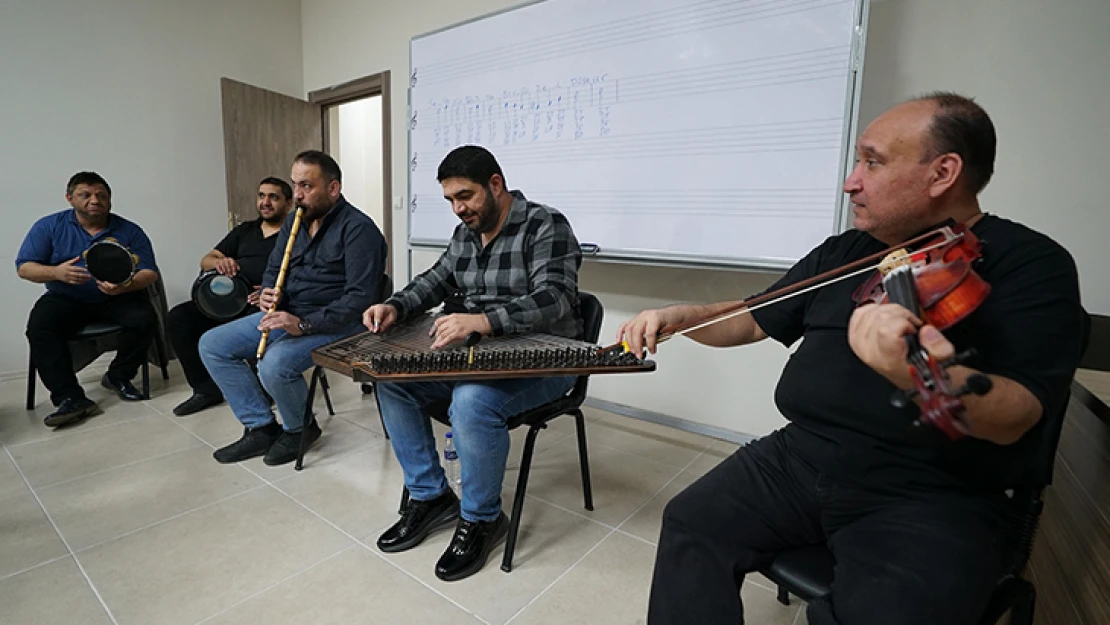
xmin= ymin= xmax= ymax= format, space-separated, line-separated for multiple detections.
xmin=17 ymin=171 xmax=160 ymax=427
xmin=362 ymin=145 xmax=581 ymax=582
xmin=624 ymin=93 xmax=1089 ymax=625
xmin=166 ymin=177 xmax=292 ymax=416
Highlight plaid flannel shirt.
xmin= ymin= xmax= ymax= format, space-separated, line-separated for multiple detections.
xmin=386 ymin=190 xmax=582 ymax=339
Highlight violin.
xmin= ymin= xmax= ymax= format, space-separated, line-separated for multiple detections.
xmin=602 ymin=222 xmax=995 ymax=441
xmin=851 ymin=224 xmax=994 ymax=440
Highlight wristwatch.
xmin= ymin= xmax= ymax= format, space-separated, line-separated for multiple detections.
xmin=297 ymin=319 xmax=313 ymax=335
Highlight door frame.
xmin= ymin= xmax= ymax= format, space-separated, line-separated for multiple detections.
xmin=308 ymin=71 xmax=393 ymax=276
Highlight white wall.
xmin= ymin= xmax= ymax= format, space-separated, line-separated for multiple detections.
xmin=303 ymin=0 xmax=1110 ymax=438
xmin=0 ymin=0 xmax=304 ymax=378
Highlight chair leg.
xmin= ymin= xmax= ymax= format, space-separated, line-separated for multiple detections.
xmin=776 ymin=585 xmax=790 ymax=606
xmin=399 ymin=486 xmax=409 ymax=514
xmin=295 ymin=367 xmax=321 ymax=471
xmin=142 ymin=361 xmax=150 ymax=400
xmin=154 ymin=332 xmax=170 ymax=380
xmin=319 ymin=370 xmax=335 ymax=416
xmin=1009 ymin=585 xmax=1035 ymax=625
xmin=573 ymin=409 xmax=594 ymax=511
xmin=375 ymin=390 xmax=389 ymax=440
xmin=502 ymin=424 xmax=542 ymax=573
xmin=26 ymin=356 xmax=36 ymax=410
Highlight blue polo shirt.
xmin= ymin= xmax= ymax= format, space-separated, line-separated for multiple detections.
xmin=16 ymin=209 xmax=159 ymax=303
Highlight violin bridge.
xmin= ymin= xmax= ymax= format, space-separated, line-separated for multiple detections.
xmin=879 ymin=248 xmax=913 ymax=275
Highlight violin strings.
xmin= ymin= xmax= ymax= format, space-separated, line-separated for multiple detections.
xmin=673 ymin=237 xmax=959 ymax=339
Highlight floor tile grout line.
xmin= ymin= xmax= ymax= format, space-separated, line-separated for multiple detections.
xmin=190 ymin=545 xmax=359 ymax=625
xmin=3 ymin=412 xmax=155 ymax=450
xmin=0 ymin=553 xmax=71 ymax=583
xmin=3 ymin=446 xmax=121 ymax=625
xmin=261 ymin=480 xmax=494 ymax=625
xmin=503 ymin=527 xmax=620 ymax=625
xmin=73 ymin=483 xmax=272 ymax=554
xmin=500 ymin=446 xmax=713 ymax=624
xmin=30 ymin=441 xmax=209 ymax=492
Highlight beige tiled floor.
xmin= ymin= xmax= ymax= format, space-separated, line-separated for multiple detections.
xmin=0 ymin=362 xmax=807 ymax=624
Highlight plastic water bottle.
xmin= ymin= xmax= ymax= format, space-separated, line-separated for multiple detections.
xmin=443 ymin=431 xmax=461 ymax=496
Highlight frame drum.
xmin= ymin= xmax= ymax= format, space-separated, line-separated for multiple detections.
xmin=84 ymin=238 xmax=138 ymax=284
xmin=192 ymin=269 xmax=253 ymax=321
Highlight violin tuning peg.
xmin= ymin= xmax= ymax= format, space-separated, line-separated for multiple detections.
xmin=955 ymin=373 xmax=993 ymax=397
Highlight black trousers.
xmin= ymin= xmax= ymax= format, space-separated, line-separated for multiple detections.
xmin=165 ymin=300 xmax=244 ymax=397
xmin=26 ymin=291 xmax=157 ymax=406
xmin=647 ymin=428 xmax=1007 ymax=625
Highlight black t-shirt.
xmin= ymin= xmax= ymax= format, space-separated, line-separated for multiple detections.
xmin=750 ymin=215 xmax=1087 ymax=495
xmin=214 ymin=218 xmax=279 ymax=286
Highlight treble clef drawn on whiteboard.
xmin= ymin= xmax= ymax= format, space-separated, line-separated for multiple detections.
xmin=410 ymin=111 xmax=418 ymax=130
xmin=410 ymin=68 xmax=418 ymax=88
xmin=410 ymin=194 xmax=418 ymax=213
xmin=410 ymin=152 xmax=418 ymax=172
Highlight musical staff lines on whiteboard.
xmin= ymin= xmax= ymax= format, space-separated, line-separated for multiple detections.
xmin=535 ymin=189 xmax=833 ymax=219
xmin=414 ymin=46 xmax=849 ymax=146
xmin=413 ymin=0 xmax=850 ymax=86
xmin=413 ymin=118 xmax=843 ymax=170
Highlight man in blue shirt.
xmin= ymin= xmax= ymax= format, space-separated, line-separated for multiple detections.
xmin=199 ymin=151 xmax=387 ymax=467
xmin=17 ymin=172 xmax=160 ymax=427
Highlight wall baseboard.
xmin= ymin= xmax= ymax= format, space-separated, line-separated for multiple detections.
xmin=583 ymin=397 xmax=755 ymax=446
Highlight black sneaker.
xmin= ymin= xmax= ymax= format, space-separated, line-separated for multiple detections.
xmin=435 ymin=512 xmax=509 ymax=582
xmin=43 ymin=397 xmax=102 ymax=428
xmin=377 ymin=490 xmax=460 ymax=554
xmin=263 ymin=421 xmax=322 ymax=466
xmin=213 ymin=422 xmax=282 ymax=463
xmin=172 ymin=392 xmax=224 ymax=416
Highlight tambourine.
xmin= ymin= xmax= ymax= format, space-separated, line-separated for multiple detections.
xmin=192 ymin=269 xmax=254 ymax=321
xmin=84 ymin=238 xmax=139 ymax=285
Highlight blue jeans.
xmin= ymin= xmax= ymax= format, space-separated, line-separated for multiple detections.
xmin=198 ymin=312 xmax=361 ymax=432
xmin=378 ymin=376 xmax=575 ymax=522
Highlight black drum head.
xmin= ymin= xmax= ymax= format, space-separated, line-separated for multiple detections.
xmin=85 ymin=240 xmax=136 ymax=284
xmin=193 ymin=270 xmax=252 ymax=320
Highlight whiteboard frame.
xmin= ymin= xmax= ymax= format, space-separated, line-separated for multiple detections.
xmin=407 ymin=0 xmax=871 ymax=277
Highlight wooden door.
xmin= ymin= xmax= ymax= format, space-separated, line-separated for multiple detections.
xmin=220 ymin=77 xmax=322 ymax=227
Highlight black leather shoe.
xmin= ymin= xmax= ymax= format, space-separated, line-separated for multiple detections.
xmin=100 ymin=373 xmax=143 ymax=401
xmin=435 ymin=512 xmax=509 ymax=582
xmin=263 ymin=421 xmax=322 ymax=466
xmin=377 ymin=490 xmax=460 ymax=554
xmin=43 ymin=397 xmax=102 ymax=428
xmin=213 ymin=422 xmax=282 ymax=463
xmin=172 ymin=392 xmax=224 ymax=416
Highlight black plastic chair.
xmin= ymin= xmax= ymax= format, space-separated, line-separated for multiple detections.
xmin=26 ymin=284 xmax=171 ymax=408
xmin=759 ymin=393 xmax=1070 ymax=624
xmin=759 ymin=310 xmax=1093 ymax=624
xmin=393 ymin=291 xmax=603 ymax=572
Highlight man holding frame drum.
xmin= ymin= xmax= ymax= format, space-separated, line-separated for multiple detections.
xmin=16 ymin=171 xmax=160 ymax=427
xmin=200 ymin=151 xmax=387 ymax=467
xmin=166 ymin=177 xmax=292 ymax=417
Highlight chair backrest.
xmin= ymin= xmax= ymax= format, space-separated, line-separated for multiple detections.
xmin=146 ymin=277 xmax=173 ymax=364
xmin=1002 ymin=308 xmax=1091 ymax=575
xmin=380 ymin=274 xmax=393 ymax=303
xmin=563 ymin=291 xmax=604 ymax=402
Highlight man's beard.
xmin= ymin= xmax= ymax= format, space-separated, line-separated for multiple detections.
xmin=260 ymin=209 xmax=285 ymax=224
xmin=465 ymin=190 xmax=499 ymax=233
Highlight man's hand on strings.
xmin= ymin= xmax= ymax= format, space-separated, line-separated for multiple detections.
xmin=430 ymin=313 xmax=491 ymax=350
xmin=363 ymin=304 xmax=399 ymax=333
xmin=848 ymin=303 xmax=955 ymax=386
xmin=617 ymin=308 xmax=679 ymax=356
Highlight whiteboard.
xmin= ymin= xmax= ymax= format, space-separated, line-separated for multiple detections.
xmin=408 ymin=0 xmax=867 ymax=269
